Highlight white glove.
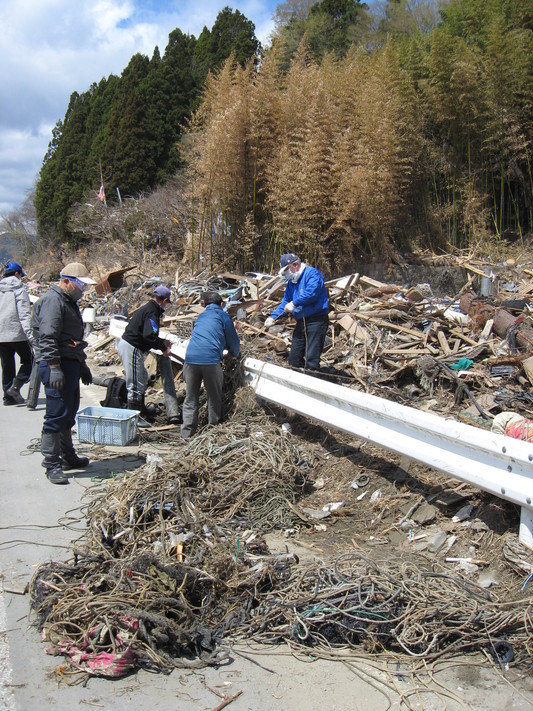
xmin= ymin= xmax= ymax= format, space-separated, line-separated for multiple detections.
xmin=264 ymin=317 xmax=275 ymax=328
xmin=284 ymin=301 xmax=295 ymax=314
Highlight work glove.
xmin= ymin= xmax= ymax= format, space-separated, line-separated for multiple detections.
xmin=80 ymin=362 xmax=93 ymax=385
xmin=48 ymin=366 xmax=65 ymax=391
xmin=264 ymin=317 xmax=275 ymax=328
xmin=284 ymin=301 xmax=295 ymax=314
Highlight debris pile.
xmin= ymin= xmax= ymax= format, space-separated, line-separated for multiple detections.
xmin=26 ymin=253 xmax=533 ymax=680
xmin=69 ymin=254 xmax=533 ymax=432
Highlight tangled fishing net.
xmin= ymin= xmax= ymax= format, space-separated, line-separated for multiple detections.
xmin=29 ymin=387 xmax=533 ymax=682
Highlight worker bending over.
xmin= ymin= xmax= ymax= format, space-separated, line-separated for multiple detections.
xmin=181 ymin=291 xmax=240 ymax=438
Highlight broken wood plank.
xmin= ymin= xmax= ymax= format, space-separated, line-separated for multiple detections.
xmin=478 ymin=318 xmax=494 ymax=343
xmin=355 ymin=312 xmax=428 ymax=339
xmin=437 ymin=330 xmax=452 ymax=356
xmin=450 ymin=328 xmax=479 ymax=346
xmin=334 ymin=314 xmax=371 ymax=343
xmin=88 ymin=335 xmax=115 ymax=351
xmin=381 ymin=347 xmax=439 ymax=356
xmin=358 ymin=275 xmax=389 ymax=288
xmin=238 ymin=321 xmax=288 ymax=344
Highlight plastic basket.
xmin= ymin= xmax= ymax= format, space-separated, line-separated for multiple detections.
xmin=76 ymin=406 xmax=138 ymax=446
xmin=174 ymin=319 xmax=194 ymax=339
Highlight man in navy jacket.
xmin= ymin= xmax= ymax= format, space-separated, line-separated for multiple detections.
xmin=117 ymin=285 xmax=172 ymax=414
xmin=181 ymin=291 xmax=240 ymax=438
xmin=265 ymin=253 xmax=329 ymax=370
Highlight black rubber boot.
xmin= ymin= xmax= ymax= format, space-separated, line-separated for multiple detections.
xmin=60 ymin=429 xmax=89 ymax=469
xmin=141 ymin=394 xmax=157 ymax=421
xmin=6 ymin=378 xmax=25 ymax=404
xmin=26 ymin=362 xmax=40 ymax=410
xmin=41 ymin=431 xmax=69 ymax=485
xmin=159 ymin=354 xmax=180 ymax=424
xmin=47 ymin=463 xmax=69 ymax=485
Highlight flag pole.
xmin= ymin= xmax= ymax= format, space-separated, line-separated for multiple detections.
xmin=98 ymin=159 xmax=107 ymax=207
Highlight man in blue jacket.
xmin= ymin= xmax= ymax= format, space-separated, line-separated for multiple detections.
xmin=181 ymin=291 xmax=240 ymax=438
xmin=265 ymin=253 xmax=329 ymax=371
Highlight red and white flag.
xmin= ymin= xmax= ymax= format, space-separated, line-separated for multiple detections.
xmin=98 ymin=184 xmax=106 ymax=203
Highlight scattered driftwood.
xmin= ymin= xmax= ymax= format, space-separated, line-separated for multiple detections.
xmin=27 ymin=253 xmax=533 ymax=424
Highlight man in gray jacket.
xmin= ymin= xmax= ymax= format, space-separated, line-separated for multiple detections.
xmin=32 ymin=262 xmax=96 ymax=485
xmin=0 ymin=261 xmax=33 ymax=405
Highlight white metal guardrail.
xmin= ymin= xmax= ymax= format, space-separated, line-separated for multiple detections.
xmin=244 ymin=358 xmax=533 ymax=549
xmin=109 ymin=316 xmax=189 ymax=361
xmin=108 ymin=317 xmax=533 ymax=548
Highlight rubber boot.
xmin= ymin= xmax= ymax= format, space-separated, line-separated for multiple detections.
xmin=6 ymin=378 xmax=25 ymax=404
xmin=41 ymin=431 xmax=69 ymax=485
xmin=26 ymin=361 xmax=41 ymax=410
xmin=60 ymin=429 xmax=89 ymax=469
xmin=127 ymin=397 xmax=150 ymax=428
xmin=141 ymin=394 xmax=157 ymax=420
xmin=127 ymin=397 xmax=142 ymax=411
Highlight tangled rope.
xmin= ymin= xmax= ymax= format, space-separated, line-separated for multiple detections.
xmin=28 ymin=389 xmax=533 ymax=681
xmin=240 ymin=551 xmax=532 ymax=663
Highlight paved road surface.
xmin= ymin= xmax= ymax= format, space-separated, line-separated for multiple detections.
xmin=1 ymin=378 xmax=531 ymax=711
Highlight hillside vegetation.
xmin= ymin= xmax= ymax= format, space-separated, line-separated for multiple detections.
xmin=30 ymin=0 xmax=533 ymax=275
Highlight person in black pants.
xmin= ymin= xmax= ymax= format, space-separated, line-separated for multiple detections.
xmin=265 ymin=253 xmax=330 ymax=371
xmin=0 ymin=261 xmax=33 ymax=405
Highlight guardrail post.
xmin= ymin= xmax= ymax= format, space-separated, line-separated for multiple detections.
xmin=520 ymin=508 xmax=533 ymax=550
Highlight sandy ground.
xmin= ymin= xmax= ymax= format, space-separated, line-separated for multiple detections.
xmin=1 ymin=372 xmax=532 ymax=711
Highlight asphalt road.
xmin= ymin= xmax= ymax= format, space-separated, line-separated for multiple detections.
xmin=1 ymin=377 xmax=532 ymax=711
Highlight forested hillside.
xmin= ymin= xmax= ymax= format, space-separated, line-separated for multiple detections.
xmin=34 ymin=7 xmax=258 ymax=241
xmin=34 ymin=0 xmax=533 ymax=276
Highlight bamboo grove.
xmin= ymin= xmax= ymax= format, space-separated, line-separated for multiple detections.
xmin=183 ymin=0 xmax=533 ymax=274
xmin=33 ymin=0 xmax=533 ymax=274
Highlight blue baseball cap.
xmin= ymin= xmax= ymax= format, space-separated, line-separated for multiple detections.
xmin=5 ymin=261 xmax=25 ymax=276
xmin=279 ymin=253 xmax=300 ymax=269
xmin=153 ymin=285 xmax=172 ymax=302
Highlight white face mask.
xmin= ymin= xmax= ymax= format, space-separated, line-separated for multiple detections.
xmin=290 ymin=262 xmax=305 ymax=283
xmin=64 ymin=280 xmax=84 ymax=301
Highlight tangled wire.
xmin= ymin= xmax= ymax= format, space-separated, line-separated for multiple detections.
xmin=28 ymin=388 xmax=533 ymax=682
xmin=241 ymin=551 xmax=532 ymax=663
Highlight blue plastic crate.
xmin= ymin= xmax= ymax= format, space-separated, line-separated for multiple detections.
xmin=76 ymin=406 xmax=138 ymax=446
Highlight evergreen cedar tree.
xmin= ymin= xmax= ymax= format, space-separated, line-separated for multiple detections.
xmin=35 ymin=8 xmax=258 ymax=242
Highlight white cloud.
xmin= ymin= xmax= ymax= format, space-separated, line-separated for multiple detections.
xmin=0 ymin=0 xmax=276 ymax=217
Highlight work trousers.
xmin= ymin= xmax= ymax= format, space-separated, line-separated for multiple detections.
xmin=158 ymin=354 xmax=179 ymax=420
xmin=0 ymin=340 xmax=33 ymax=398
xmin=117 ymin=338 xmax=148 ymax=404
xmin=39 ymin=358 xmax=80 ymax=433
xmin=181 ymin=362 xmax=223 ymax=438
xmin=288 ymin=313 xmax=329 ymax=370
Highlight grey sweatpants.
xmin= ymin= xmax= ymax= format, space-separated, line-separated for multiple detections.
xmin=181 ymin=362 xmax=223 ymax=438
xmin=116 ymin=338 xmax=148 ymax=403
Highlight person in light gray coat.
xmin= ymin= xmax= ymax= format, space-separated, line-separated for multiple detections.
xmin=0 ymin=261 xmax=33 ymax=405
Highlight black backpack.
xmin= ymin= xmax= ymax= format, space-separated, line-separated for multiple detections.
xmin=100 ymin=376 xmax=128 ymax=409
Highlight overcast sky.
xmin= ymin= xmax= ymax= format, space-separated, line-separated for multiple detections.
xmin=0 ymin=0 xmax=277 ymax=217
